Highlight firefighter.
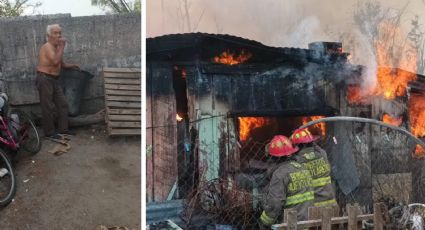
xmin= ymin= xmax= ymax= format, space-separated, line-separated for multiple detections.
xmin=290 ymin=128 xmax=337 ymax=208
xmin=259 ymin=135 xmax=314 ymax=228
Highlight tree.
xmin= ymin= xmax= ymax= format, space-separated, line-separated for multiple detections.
xmin=408 ymin=15 xmax=425 ymax=75
xmin=348 ymin=0 xmax=418 ymax=73
xmin=0 ymin=0 xmax=40 ymax=16
xmin=91 ymin=0 xmax=140 ymax=14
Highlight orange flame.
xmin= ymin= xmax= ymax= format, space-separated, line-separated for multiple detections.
xmin=374 ymin=68 xmax=416 ymax=100
xmin=213 ymin=50 xmax=252 ymax=65
xmin=346 ymin=85 xmax=369 ymax=104
xmin=346 ymin=21 xmax=418 ymax=104
xmin=176 ymin=114 xmax=183 ymax=122
xmin=414 ymin=145 xmax=425 ymax=159
xmin=409 ymin=95 xmax=425 ymax=137
xmin=302 ymin=116 xmax=326 ymax=136
xmin=382 ymin=114 xmax=402 ymax=127
xmin=238 ymin=117 xmax=269 ymax=142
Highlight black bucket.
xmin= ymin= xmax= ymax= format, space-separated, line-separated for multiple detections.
xmin=59 ymin=69 xmax=94 ymax=116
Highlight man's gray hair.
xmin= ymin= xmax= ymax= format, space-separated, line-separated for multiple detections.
xmin=46 ymin=24 xmax=61 ymax=36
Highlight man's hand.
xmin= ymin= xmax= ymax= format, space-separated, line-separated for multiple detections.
xmin=58 ymin=38 xmax=66 ymax=49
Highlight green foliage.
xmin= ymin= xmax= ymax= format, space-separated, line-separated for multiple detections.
xmin=0 ymin=0 xmax=40 ymax=16
xmin=91 ymin=0 xmax=140 ymax=14
xmin=0 ymin=0 xmax=26 ymax=16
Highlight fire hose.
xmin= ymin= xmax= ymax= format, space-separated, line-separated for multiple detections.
xmin=298 ymin=116 xmax=425 ymax=152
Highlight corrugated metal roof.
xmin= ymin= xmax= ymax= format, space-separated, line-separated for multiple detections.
xmin=146 ymin=32 xmax=309 ymax=54
xmin=146 ymin=32 xmax=323 ymax=65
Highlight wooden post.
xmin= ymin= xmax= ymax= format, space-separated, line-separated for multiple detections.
xmin=321 ymin=207 xmax=333 ymax=230
xmin=308 ymin=206 xmax=320 ymax=230
xmin=287 ymin=210 xmax=298 ymax=230
xmin=331 ymin=204 xmax=341 ymax=230
xmin=347 ymin=204 xmax=359 ymax=230
xmin=373 ymin=203 xmax=385 ymax=230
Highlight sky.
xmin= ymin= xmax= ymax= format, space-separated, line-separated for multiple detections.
xmin=147 ymin=0 xmax=425 ymax=48
xmin=24 ymin=0 xmax=105 ymax=16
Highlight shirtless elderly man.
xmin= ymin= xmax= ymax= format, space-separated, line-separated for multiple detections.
xmin=36 ymin=24 xmax=78 ymax=139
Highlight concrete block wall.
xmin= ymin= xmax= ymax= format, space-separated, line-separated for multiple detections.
xmin=0 ymin=13 xmax=141 ymax=115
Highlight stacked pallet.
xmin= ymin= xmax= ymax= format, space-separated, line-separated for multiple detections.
xmin=103 ymin=67 xmax=141 ymax=136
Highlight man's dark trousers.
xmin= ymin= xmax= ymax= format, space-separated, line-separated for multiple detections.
xmin=35 ymin=72 xmax=68 ymax=136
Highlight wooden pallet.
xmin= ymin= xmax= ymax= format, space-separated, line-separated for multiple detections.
xmin=103 ymin=67 xmax=141 ymax=136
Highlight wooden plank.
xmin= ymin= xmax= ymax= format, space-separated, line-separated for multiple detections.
xmin=106 ymin=101 xmax=141 ymax=108
xmin=106 ymin=89 xmax=141 ymax=96
xmin=108 ymin=128 xmax=141 ymax=136
xmin=104 ymin=72 xmax=140 ymax=78
xmin=347 ymin=204 xmax=359 ymax=230
xmin=104 ymin=78 xmax=141 ymax=85
xmin=108 ymin=114 xmax=140 ymax=121
xmin=321 ymin=207 xmax=332 ymax=230
xmin=108 ymin=121 xmax=141 ymax=128
xmin=108 ymin=108 xmax=141 ymax=115
xmin=146 ymin=67 xmax=153 ymax=201
xmin=103 ymin=67 xmax=141 ymax=73
xmin=151 ymin=63 xmax=177 ymax=201
xmin=373 ymin=203 xmax=385 ymax=230
xmin=106 ymin=95 xmax=141 ymax=102
xmin=308 ymin=206 xmax=320 ymax=230
xmin=273 ymin=214 xmax=375 ymax=229
xmin=105 ymin=84 xmax=140 ymax=90
xmin=331 ymin=205 xmax=341 ymax=230
xmin=287 ymin=210 xmax=297 ymax=230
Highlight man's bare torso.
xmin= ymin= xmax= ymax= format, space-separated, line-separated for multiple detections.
xmin=37 ymin=42 xmax=62 ymax=76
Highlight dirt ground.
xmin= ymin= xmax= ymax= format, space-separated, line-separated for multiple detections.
xmin=0 ymin=124 xmax=141 ymax=230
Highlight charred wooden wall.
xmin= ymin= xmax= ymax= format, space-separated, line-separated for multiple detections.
xmin=146 ymin=62 xmax=178 ymax=202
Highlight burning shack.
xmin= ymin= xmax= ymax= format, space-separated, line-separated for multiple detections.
xmin=146 ymin=33 xmax=425 ymax=215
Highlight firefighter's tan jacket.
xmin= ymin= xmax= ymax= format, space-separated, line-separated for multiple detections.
xmin=260 ymin=160 xmax=314 ymax=226
xmin=295 ymin=144 xmax=337 ymax=207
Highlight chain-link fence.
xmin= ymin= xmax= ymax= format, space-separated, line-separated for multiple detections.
xmin=147 ymin=116 xmax=425 ymax=229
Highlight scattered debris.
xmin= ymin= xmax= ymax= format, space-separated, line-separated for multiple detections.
xmin=47 ymin=135 xmax=71 ymax=156
xmin=95 ymin=225 xmax=133 ymax=230
xmin=148 ymin=220 xmax=183 ymax=230
xmin=23 ymin=179 xmax=30 ymax=183
xmin=0 ymin=168 xmax=8 ymax=177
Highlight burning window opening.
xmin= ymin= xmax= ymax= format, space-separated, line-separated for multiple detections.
xmin=302 ymin=116 xmax=326 ymax=136
xmin=382 ymin=114 xmax=402 ymax=127
xmin=213 ymin=50 xmax=252 ymax=65
xmin=238 ymin=117 xmax=270 ymax=142
xmin=237 ymin=116 xmax=327 ymax=165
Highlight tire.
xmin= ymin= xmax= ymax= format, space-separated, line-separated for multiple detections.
xmin=0 ymin=150 xmax=16 ymax=206
xmin=8 ymin=109 xmax=42 ymax=154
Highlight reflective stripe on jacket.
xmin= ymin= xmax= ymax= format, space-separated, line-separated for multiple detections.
xmin=260 ymin=160 xmax=314 ymax=226
xmin=295 ymin=145 xmax=336 ymax=206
